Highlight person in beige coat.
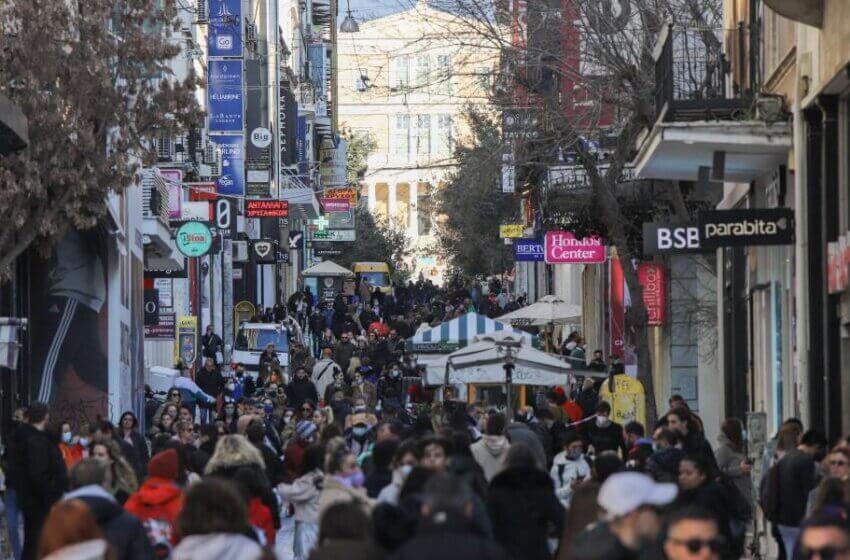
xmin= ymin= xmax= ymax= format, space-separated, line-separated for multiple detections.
xmin=278 ymin=445 xmax=325 ymax=560
xmin=470 ymin=413 xmax=512 ymax=482
xmin=317 ymin=438 xmax=373 ymax=518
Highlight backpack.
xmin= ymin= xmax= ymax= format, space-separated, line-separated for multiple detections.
xmin=759 ymin=461 xmax=782 ymax=524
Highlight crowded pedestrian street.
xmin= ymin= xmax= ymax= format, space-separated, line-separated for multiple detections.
xmin=3 ymin=0 xmax=850 ymax=559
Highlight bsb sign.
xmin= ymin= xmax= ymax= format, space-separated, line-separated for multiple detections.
xmin=642 ymin=222 xmax=705 ymax=255
xmin=544 ymin=231 xmax=606 ymax=264
xmin=698 ymin=209 xmax=794 ymax=248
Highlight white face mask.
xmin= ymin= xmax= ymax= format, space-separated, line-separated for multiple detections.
xmin=596 ymin=416 xmax=611 ymax=428
xmin=400 ymin=464 xmax=413 ymax=478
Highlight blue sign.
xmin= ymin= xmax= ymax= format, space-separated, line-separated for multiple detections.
xmin=212 ymin=135 xmax=244 ymax=196
xmin=208 ymin=0 xmax=242 ymax=58
xmin=208 ymin=60 xmax=243 ymax=132
xmin=307 ymin=45 xmax=327 ymax=98
xmin=514 ymin=238 xmax=545 ymax=262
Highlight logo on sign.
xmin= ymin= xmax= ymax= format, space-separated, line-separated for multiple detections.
xmin=254 ymin=241 xmax=272 ymax=258
xmin=544 ymin=231 xmax=606 ymax=264
xmin=175 ymin=222 xmax=213 ymax=258
xmin=642 ymin=223 xmax=706 ymax=255
xmin=216 ymin=36 xmax=233 ymax=50
xmin=251 ymin=127 xmax=272 ymax=149
xmin=514 ymin=238 xmax=544 ymax=262
xmin=697 ymin=209 xmax=795 ymax=248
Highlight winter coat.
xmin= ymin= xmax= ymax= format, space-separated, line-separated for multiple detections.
xmin=584 ymin=420 xmax=628 ymax=458
xmin=12 ymin=424 xmax=68 ymax=512
xmin=576 ymin=388 xmax=599 ymax=420
xmin=390 ymin=510 xmax=510 ymax=560
xmin=66 ymin=485 xmax=155 ymax=560
xmin=278 ymin=469 xmax=323 ymax=524
xmin=645 ymin=447 xmax=684 ymax=483
xmin=550 ymin=451 xmax=591 ymax=507
xmin=172 ymin=534 xmax=263 ymax=560
xmin=286 ymin=378 xmax=320 ymax=410
xmin=365 ymin=467 xmax=393 ymax=499
xmin=284 ymin=440 xmax=310 ymax=483
xmin=312 ymin=359 xmax=341 ymax=402
xmin=350 ymin=381 xmax=378 ymax=408
xmin=310 ymin=539 xmax=387 ymax=560
xmin=715 ymin=434 xmax=754 ymax=511
xmin=121 ymin=429 xmax=151 ymax=476
xmin=205 ymin=462 xmax=280 ymax=530
xmin=254 ymin=442 xmax=286 ymax=486
xmin=317 ymin=476 xmax=373 ymax=517
xmin=504 ymin=424 xmax=547 ymax=470
xmin=196 ymin=367 xmax=225 ymax=398
xmin=248 ymin=496 xmax=275 ymax=546
xmin=487 ymin=467 xmax=565 ymax=560
xmin=470 ymin=435 xmax=511 ymax=482
xmin=569 ymin=522 xmax=635 ymax=560
xmin=332 ymin=341 xmax=357 ymax=372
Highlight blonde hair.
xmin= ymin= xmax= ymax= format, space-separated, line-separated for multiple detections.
xmin=204 ymin=434 xmax=265 ymax=475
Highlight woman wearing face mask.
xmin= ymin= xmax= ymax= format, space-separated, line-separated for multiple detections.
xmin=278 ymin=445 xmax=326 ymax=560
xmin=550 ymin=430 xmax=590 ymax=508
xmin=318 ymin=438 xmax=373 ymax=517
xmin=347 ymin=421 xmax=373 ymax=459
xmin=217 ymin=401 xmax=239 ymax=434
xmin=58 ymin=421 xmax=84 ymax=469
xmin=376 ymin=363 xmax=404 ymax=411
xmin=377 ymin=440 xmax=420 ymax=505
xmin=583 ymin=401 xmax=628 ymax=459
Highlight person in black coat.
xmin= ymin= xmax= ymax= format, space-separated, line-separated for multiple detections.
xmin=66 ymin=459 xmax=155 ymax=560
xmin=286 ymin=367 xmax=320 ymax=410
xmin=246 ymin=421 xmax=286 ymax=486
xmin=486 ymin=444 xmax=564 ymax=560
xmin=118 ymin=411 xmax=150 ymax=477
xmin=365 ymin=439 xmax=398 ymax=498
xmin=584 ymin=401 xmax=628 ymax=459
xmin=391 ymin=473 xmax=510 ymax=560
xmin=196 ymin=358 xmax=225 ymax=424
xmin=12 ymin=403 xmax=69 ymax=560
xmin=201 ymin=325 xmax=224 ymax=363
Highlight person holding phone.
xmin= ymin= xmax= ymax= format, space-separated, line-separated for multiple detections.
xmin=551 ymin=430 xmax=591 ymax=508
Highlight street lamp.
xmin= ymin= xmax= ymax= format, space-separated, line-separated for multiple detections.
xmin=496 ymin=338 xmax=522 ymax=420
xmin=340 ymin=0 xmax=360 ymax=33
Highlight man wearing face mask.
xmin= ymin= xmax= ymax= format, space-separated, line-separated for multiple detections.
xmin=584 ymin=401 xmax=628 ymax=460
xmin=550 ymin=431 xmax=590 ymax=508
xmin=570 ymin=472 xmax=677 ymax=560
xmin=377 ymin=362 xmax=404 ymax=412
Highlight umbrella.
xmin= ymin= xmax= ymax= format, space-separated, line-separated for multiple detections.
xmin=497 ymin=295 xmax=582 ymax=327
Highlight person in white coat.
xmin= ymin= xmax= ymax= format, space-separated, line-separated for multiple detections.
xmin=277 ymin=445 xmax=325 ymax=560
xmin=550 ymin=430 xmax=590 ymax=508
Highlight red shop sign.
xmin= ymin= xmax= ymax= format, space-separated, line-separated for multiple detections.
xmin=246 ymin=199 xmax=289 ymax=218
xmin=637 ymin=263 xmax=667 ymax=327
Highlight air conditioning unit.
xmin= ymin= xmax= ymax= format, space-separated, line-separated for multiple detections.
xmin=196 ymin=0 xmax=208 ymax=23
xmin=232 ymin=241 xmax=248 ymax=262
xmin=156 ymin=136 xmax=173 ymax=162
xmin=204 ymin=142 xmax=217 ymax=164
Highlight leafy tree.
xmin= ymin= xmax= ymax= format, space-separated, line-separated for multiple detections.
xmin=0 ymin=0 xmax=199 ymax=273
xmin=342 ymin=129 xmax=378 ymax=185
xmin=435 ymin=108 xmax=517 ymax=276
xmin=335 ymin=206 xmax=411 ymax=283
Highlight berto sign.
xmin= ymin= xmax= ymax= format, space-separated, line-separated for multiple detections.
xmin=544 ymin=231 xmax=606 ymax=264
xmin=175 ymin=222 xmax=213 ymax=257
xmin=698 ymin=209 xmax=794 ymax=248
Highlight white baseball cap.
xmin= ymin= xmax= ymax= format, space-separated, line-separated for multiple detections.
xmin=598 ymin=472 xmax=678 ymax=519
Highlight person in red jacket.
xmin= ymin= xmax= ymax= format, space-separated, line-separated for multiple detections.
xmin=124 ymin=449 xmax=183 ymax=558
xmin=233 ymin=467 xmax=275 ymax=546
xmin=554 ymin=387 xmax=583 ymax=425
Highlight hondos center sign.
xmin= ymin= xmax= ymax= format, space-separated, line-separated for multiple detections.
xmin=544 ymin=231 xmax=606 ymax=264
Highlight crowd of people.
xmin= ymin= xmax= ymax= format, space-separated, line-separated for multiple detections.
xmin=6 ymin=378 xmax=850 ymax=560
xmin=6 ymin=274 xmax=850 ymax=560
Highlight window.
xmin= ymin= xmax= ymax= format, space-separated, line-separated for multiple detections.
xmin=353 ymin=68 xmax=368 ymax=92
xmin=435 ymin=55 xmax=452 ymax=94
xmin=416 ymin=115 xmax=431 ymax=155
xmin=390 ymin=56 xmax=409 ymax=90
xmin=475 ymin=66 xmax=490 ymax=91
xmin=415 ymin=56 xmax=431 ymax=91
xmin=418 ymin=186 xmax=433 ymax=235
xmin=393 ymin=114 xmax=410 ymax=160
xmin=435 ymin=114 xmax=452 ymax=155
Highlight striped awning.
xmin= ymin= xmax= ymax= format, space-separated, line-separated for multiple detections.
xmin=407 ymin=312 xmax=531 ymax=354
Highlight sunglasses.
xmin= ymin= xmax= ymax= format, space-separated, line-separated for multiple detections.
xmin=800 ymin=546 xmax=850 ymax=560
xmin=668 ymin=537 xmax=725 ymax=554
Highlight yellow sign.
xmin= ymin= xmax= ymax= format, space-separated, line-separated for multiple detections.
xmin=324 ymin=186 xmax=357 ymax=206
xmin=599 ymin=374 xmax=646 ymax=427
xmin=174 ymin=316 xmax=198 ymax=366
xmin=499 ymin=224 xmax=524 ymax=238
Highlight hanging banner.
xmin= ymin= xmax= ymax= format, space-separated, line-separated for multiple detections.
xmin=500 ymin=224 xmax=524 ymax=238
xmin=637 ymin=263 xmax=667 ymax=326
xmin=324 ymin=187 xmax=356 ymax=206
xmin=307 ymin=44 xmax=327 ymax=100
xmin=159 ymin=169 xmax=183 ymax=220
xmin=208 ymin=60 xmax=244 ymax=133
xmin=545 ymin=231 xmax=606 ymax=264
xmin=211 ymin=135 xmax=245 ymax=196
xmin=610 ymin=254 xmax=625 ymax=360
xmin=175 ymin=316 xmax=198 ymax=365
xmin=208 ymin=0 xmax=242 ymax=58
xmin=321 ymin=199 xmax=350 ymax=213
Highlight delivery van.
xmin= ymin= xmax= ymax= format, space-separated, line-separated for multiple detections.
xmin=353 ymin=262 xmax=392 ymax=294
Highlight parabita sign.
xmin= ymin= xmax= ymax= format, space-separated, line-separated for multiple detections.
xmin=697 ymin=209 xmax=794 ymax=248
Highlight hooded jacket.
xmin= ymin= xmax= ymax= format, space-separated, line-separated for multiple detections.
xmin=504 ymin=424 xmax=547 ymax=470
xmin=487 ymin=467 xmax=565 ymax=560
xmin=390 ymin=510 xmax=510 ymax=560
xmin=66 ymin=485 xmax=155 ymax=560
xmin=277 ymin=468 xmax=323 ymax=524
xmin=171 ymin=534 xmax=263 ymax=560
xmin=470 ymin=435 xmax=511 ymax=482
xmin=124 ymin=478 xmax=182 ymax=528
xmin=550 ymin=450 xmax=591 ymax=507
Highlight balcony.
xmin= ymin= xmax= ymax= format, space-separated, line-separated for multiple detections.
xmin=142 ymin=169 xmax=184 ymax=270
xmin=634 ymin=24 xmax=791 ymax=183
xmin=762 ymin=0 xmax=822 ymax=28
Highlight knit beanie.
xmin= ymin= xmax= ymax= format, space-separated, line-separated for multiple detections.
xmin=148 ymin=449 xmax=179 ymax=481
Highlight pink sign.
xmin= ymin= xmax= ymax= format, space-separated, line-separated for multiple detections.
xmin=321 ymin=198 xmax=350 ymax=213
xmin=544 ymin=231 xmax=606 ymax=264
xmin=160 ymin=169 xmax=183 ymax=220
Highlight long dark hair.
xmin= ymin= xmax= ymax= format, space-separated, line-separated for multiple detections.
xmin=721 ymin=418 xmax=744 ymax=452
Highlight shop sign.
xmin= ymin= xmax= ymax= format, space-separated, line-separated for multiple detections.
xmin=637 ymin=263 xmax=666 ymax=326
xmin=642 ymin=222 xmax=706 ymax=255
xmin=499 ymin=224 xmax=524 ymax=238
xmin=544 ymin=231 xmax=606 ymax=264
xmin=503 ymin=108 xmax=540 ymax=141
xmin=208 ymin=0 xmax=242 ymax=57
xmin=160 ymin=169 xmax=183 ymax=220
xmin=501 ymin=165 xmax=515 ymax=193
xmin=174 ymin=316 xmax=197 ymax=365
xmin=145 ymin=312 xmax=176 ymax=339
xmin=324 ymin=187 xmax=357 ymax=206
xmin=321 ymin=198 xmax=350 ymax=213
xmin=211 ymin=135 xmax=245 ymax=196
xmin=697 ymin=209 xmax=794 ymax=248
xmin=187 ymin=182 xmax=217 ymax=201
xmin=828 ymin=234 xmax=850 ymax=294
xmin=175 ymin=222 xmax=213 ymax=258
xmin=251 ymin=239 xmax=277 ymax=263
xmin=246 ymin=199 xmax=288 ymax=218
xmin=179 ymin=201 xmax=211 ymax=222
xmin=514 ymin=238 xmax=544 ymax=262
xmin=208 ymin=60 xmax=243 ymax=132
xmin=311 ymin=229 xmax=356 ymax=242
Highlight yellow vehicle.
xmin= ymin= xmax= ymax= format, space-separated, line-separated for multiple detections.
xmin=353 ymin=262 xmax=392 ymax=294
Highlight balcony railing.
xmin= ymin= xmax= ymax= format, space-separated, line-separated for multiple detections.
xmin=654 ymin=24 xmax=754 ymax=123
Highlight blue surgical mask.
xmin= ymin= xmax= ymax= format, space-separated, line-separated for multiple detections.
xmin=352 ymin=425 xmax=369 ymax=439
xmin=79 ymin=437 xmax=90 ymax=447
xmin=62 ymin=432 xmax=73 ymax=444
xmin=264 ymin=404 xmax=274 ymax=414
